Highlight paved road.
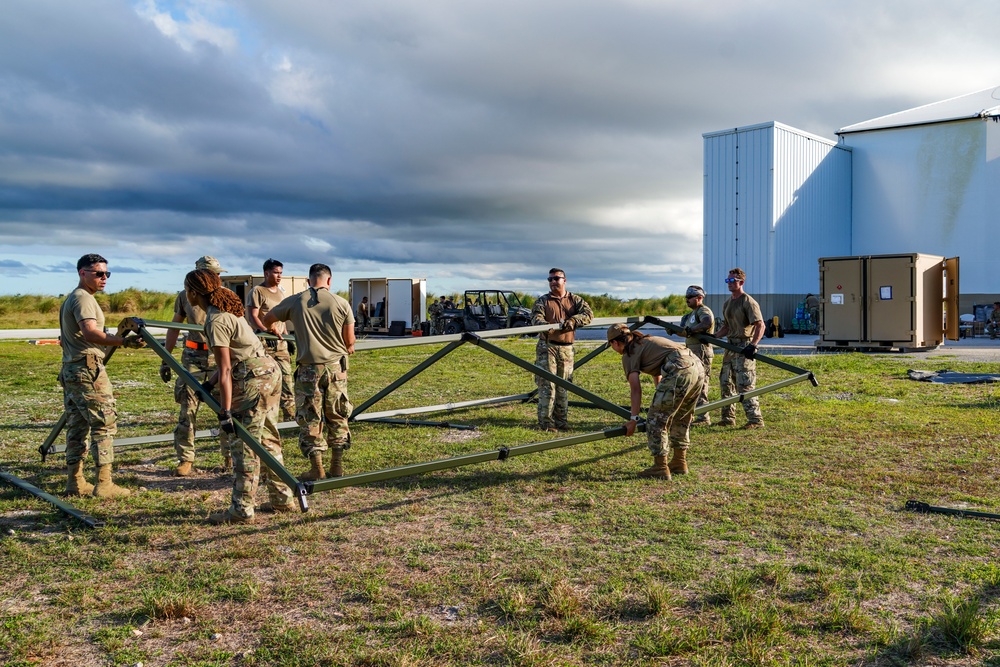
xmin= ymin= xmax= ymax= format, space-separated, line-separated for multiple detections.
xmin=5 ymin=325 xmax=998 ymax=362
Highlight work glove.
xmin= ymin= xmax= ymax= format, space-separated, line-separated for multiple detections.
xmin=121 ymin=334 xmax=146 ymax=349
xmin=561 ymin=319 xmax=577 ymax=332
xmin=218 ymin=409 xmax=236 ymax=434
xmin=159 ymin=361 xmax=172 ymax=383
xmin=683 ymin=326 xmax=695 ymax=338
xmin=741 ymin=343 xmax=757 ymax=360
xmin=287 ymin=340 xmax=296 ymax=357
xmin=197 ymin=380 xmax=216 ymax=403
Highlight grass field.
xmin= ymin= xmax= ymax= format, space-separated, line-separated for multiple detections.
xmin=1 ymin=334 xmax=999 ymax=666
xmin=0 ymin=290 xmax=686 ymax=330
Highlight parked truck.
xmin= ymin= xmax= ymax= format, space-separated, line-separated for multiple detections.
xmin=436 ymin=290 xmax=532 ymax=334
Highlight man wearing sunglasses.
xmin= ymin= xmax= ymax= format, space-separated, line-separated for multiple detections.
xmin=713 ymin=268 xmax=765 ymax=429
xmin=59 ymin=253 xmax=146 ymax=498
xmin=530 ymin=268 xmax=593 ymax=432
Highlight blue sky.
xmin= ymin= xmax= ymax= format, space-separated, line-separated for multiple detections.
xmin=1 ymin=0 xmax=999 ymax=298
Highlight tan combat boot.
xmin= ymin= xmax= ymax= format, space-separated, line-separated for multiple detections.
xmin=208 ymin=509 xmax=255 ymax=525
xmin=65 ymin=460 xmax=94 ymax=496
xmin=668 ymin=448 xmax=688 ymax=475
xmin=638 ymin=455 xmax=671 ymax=479
xmin=174 ymin=461 xmax=194 ymax=477
xmin=299 ymin=452 xmax=326 ymax=481
xmin=92 ymin=464 xmax=132 ymax=499
xmin=329 ymin=447 xmax=344 ymax=478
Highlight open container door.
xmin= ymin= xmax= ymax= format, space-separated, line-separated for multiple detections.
xmin=944 ymin=257 xmax=960 ymax=341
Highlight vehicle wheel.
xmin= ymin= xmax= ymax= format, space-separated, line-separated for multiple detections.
xmin=444 ymin=321 xmax=462 ymax=335
xmin=510 ymin=318 xmax=529 ymax=328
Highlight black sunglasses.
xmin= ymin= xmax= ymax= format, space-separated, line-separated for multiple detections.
xmin=547 ymin=276 xmax=564 ymax=282
xmin=85 ymin=270 xmax=112 ymax=278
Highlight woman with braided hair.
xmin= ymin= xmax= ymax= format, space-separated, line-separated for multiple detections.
xmin=184 ymin=269 xmax=295 ymax=523
xmin=606 ymin=323 xmax=704 ymax=480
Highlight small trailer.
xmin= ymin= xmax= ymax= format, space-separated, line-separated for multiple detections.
xmin=350 ymin=277 xmax=427 ymax=335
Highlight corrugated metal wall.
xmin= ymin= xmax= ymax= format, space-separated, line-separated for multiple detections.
xmin=703 ymin=122 xmax=852 ymax=324
xmin=703 ymin=123 xmax=774 ymax=298
xmin=772 ymin=125 xmax=853 ymax=294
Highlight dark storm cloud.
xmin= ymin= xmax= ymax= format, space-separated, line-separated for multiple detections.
xmin=1 ymin=0 xmax=999 ymax=296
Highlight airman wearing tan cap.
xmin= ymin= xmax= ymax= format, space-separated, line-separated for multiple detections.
xmin=160 ymin=256 xmax=231 ymax=476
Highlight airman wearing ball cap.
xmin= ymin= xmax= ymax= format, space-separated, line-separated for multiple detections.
xmin=161 ymin=256 xmax=231 ymax=476
xmin=607 ymin=323 xmax=704 ymax=479
xmin=678 ymin=285 xmax=715 ymax=425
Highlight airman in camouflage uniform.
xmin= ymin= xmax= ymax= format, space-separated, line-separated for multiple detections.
xmin=714 ymin=268 xmax=765 ymax=429
xmin=356 ymin=296 xmax=371 ymax=330
xmin=265 ymin=263 xmax=356 ymax=480
xmin=988 ymin=302 xmax=1000 ymax=339
xmin=185 ymin=268 xmax=294 ymax=524
xmin=678 ymin=285 xmax=715 ymax=425
xmin=607 ymin=324 xmax=704 ymax=479
xmin=160 ymin=256 xmax=230 ymax=476
xmin=246 ymin=258 xmax=296 ymax=421
xmin=59 ymin=253 xmax=144 ymax=498
xmin=530 ymin=268 xmax=593 ymax=431
xmin=428 ymin=296 xmax=446 ymax=335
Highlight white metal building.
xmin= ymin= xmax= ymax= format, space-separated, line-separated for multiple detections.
xmin=703 ymin=86 xmax=1000 ymax=322
xmin=702 ymin=122 xmax=852 ymax=322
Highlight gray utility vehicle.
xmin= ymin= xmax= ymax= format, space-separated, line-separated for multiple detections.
xmin=438 ymin=290 xmax=532 ymax=334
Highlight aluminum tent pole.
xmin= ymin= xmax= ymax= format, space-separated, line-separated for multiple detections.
xmin=305 ymin=424 xmax=633 ymax=493
xmin=644 ymin=316 xmax=819 ymax=386
xmin=0 ymin=470 xmax=104 ymax=529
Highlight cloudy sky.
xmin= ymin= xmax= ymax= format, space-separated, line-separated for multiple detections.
xmin=1 ymin=1 xmax=998 ymax=298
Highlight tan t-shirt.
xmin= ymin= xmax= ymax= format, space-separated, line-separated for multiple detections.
xmin=59 ymin=287 xmax=106 ymax=363
xmin=205 ymin=308 xmax=266 ymax=363
xmin=246 ymin=284 xmax=285 ymax=330
xmin=680 ymin=304 xmax=714 ymax=346
xmin=722 ymin=294 xmax=763 ymax=341
xmin=173 ymin=291 xmax=208 ymax=343
xmin=621 ymin=336 xmax=686 ymax=378
xmin=268 ymin=287 xmax=355 ymax=365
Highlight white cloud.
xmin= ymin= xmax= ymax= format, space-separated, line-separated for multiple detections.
xmin=135 ymin=0 xmax=239 ymax=53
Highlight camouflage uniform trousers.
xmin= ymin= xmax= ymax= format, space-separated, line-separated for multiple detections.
xmin=263 ymin=338 xmax=296 ymax=421
xmin=172 ymin=346 xmax=230 ymax=463
xmin=645 ymin=351 xmax=704 ymax=456
xmin=59 ymin=355 xmax=117 ymax=467
xmin=227 ymin=355 xmax=294 ymax=519
xmin=535 ymin=340 xmax=574 ymax=429
xmin=294 ymin=361 xmax=352 ymax=458
xmin=719 ymin=342 xmax=764 ymax=425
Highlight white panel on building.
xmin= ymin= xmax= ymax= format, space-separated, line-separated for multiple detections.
xmin=703 ymin=122 xmax=852 ymax=321
xmin=840 ymin=118 xmax=998 ymax=299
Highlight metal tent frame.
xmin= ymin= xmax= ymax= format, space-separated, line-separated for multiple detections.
xmin=11 ymin=315 xmax=818 ymax=524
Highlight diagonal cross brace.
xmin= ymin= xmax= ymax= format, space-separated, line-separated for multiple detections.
xmin=121 ymin=318 xmax=310 ymax=512
xmin=351 ymin=339 xmax=466 ymax=418
xmin=462 ymin=332 xmax=631 ymax=419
